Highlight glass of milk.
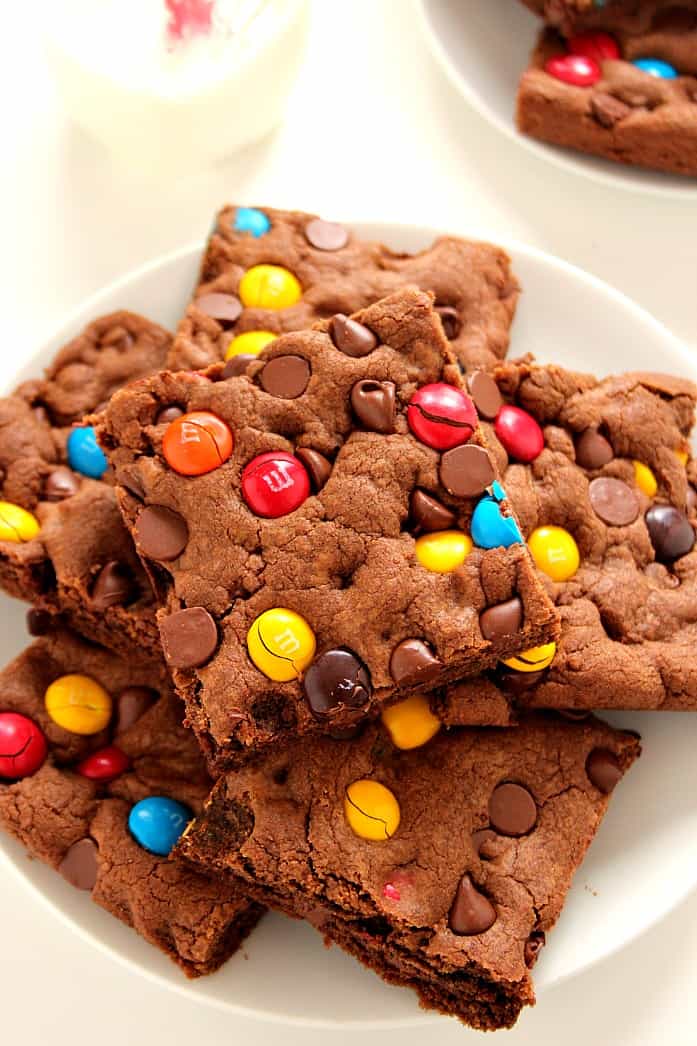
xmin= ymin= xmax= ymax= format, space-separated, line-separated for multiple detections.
xmin=42 ymin=0 xmax=311 ymax=170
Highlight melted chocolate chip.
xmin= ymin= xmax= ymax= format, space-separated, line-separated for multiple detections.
xmin=44 ymin=467 xmax=80 ymax=502
xmin=295 ymin=448 xmax=332 ymax=492
xmin=91 ymin=562 xmax=134 ymax=611
xmin=389 ymin=638 xmax=440 ymax=685
xmin=410 ymin=490 xmax=456 ymax=533
xmin=303 ymin=648 xmax=372 ymax=719
xmin=480 ymin=597 xmax=523 ymax=640
xmin=350 ymin=380 xmax=396 ymax=433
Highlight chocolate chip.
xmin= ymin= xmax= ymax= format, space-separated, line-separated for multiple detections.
xmin=26 ymin=608 xmax=52 ymax=636
xmin=223 ymin=354 xmax=257 ymax=378
xmin=328 ymin=315 xmax=377 ymax=358
xmin=350 ymin=380 xmax=396 ymax=433
xmin=589 ymin=476 xmax=640 ymax=527
xmin=472 ymin=828 xmax=497 ymax=857
xmin=295 ymin=448 xmax=332 ymax=491
xmin=435 ymin=306 xmax=461 ymax=340
xmin=440 ymin=443 xmax=495 ymax=498
xmin=496 ymin=666 xmax=546 ymax=695
xmin=646 ymin=504 xmax=695 ymax=562
xmin=120 ymin=470 xmax=146 ymax=501
xmin=91 ymin=562 xmax=134 ymax=611
xmin=389 ymin=638 xmax=441 ymax=685
xmin=115 ymin=686 xmax=158 ymax=734
xmin=135 ymin=505 xmax=189 ymax=561
xmin=586 ymin=747 xmax=622 ymax=794
xmin=480 ymin=597 xmax=523 ymax=640
xmin=303 ymin=648 xmax=372 ymax=719
xmin=591 ymin=92 xmax=631 ymax=128
xmin=467 ymin=372 xmax=502 ymax=420
xmin=156 ymin=405 xmax=184 ymax=425
xmin=58 ymin=838 xmax=98 ymax=891
xmin=575 ymin=428 xmax=614 ymax=470
xmin=260 ymin=356 xmax=311 ymax=399
xmin=524 ymin=931 xmax=546 ymax=968
xmin=160 ymin=607 xmax=218 ymax=668
xmin=489 ymin=782 xmax=537 ymax=837
xmin=305 ymin=219 xmax=349 ymax=251
xmin=44 ymin=467 xmax=80 ymax=501
xmin=449 ymin=874 xmax=496 ymax=936
xmin=194 ymin=292 xmax=242 ymax=323
xmin=410 ymin=489 xmax=456 ymax=533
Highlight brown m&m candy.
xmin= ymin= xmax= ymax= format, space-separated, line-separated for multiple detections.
xmin=303 ymin=648 xmax=371 ymax=719
xmin=645 ymin=504 xmax=695 ymax=563
xmin=488 ymin=782 xmax=537 ymax=837
xmin=135 ymin=505 xmax=189 ymax=561
xmin=449 ymin=874 xmax=497 ymax=936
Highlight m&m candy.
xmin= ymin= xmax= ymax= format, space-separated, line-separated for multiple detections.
xmin=242 ymin=452 xmax=310 ymax=518
xmin=494 ymin=406 xmax=544 ymax=463
xmin=162 ymin=411 xmax=233 ymax=476
xmin=233 ymin=207 xmax=271 ymax=237
xmin=239 ymin=265 xmax=302 ymax=310
xmin=568 ymin=31 xmax=620 ymax=62
xmin=415 ymin=530 xmax=472 ymax=573
xmin=381 ymin=695 xmax=441 ymax=750
xmin=471 ymin=484 xmax=524 ymax=550
xmin=44 ymin=674 xmax=112 ymax=735
xmin=344 ymin=779 xmax=401 ymax=840
xmin=76 ymin=745 xmax=130 ymax=782
xmin=247 ymin=608 xmax=316 ymax=681
xmin=632 ymin=58 xmax=677 ymax=79
xmin=0 ymin=502 xmax=40 ymax=543
xmin=67 ymin=426 xmax=108 ymax=479
xmin=0 ymin=712 xmax=47 ymax=779
xmin=528 ymin=525 xmax=580 ymax=582
xmin=633 ymin=460 xmax=657 ymax=497
xmin=545 ymin=54 xmax=601 ymax=86
xmin=225 ymin=331 xmax=277 ymax=360
xmin=502 ymin=642 xmax=557 ymax=673
xmin=128 ymin=796 xmax=192 ymax=856
xmin=407 ymin=384 xmax=477 ymax=451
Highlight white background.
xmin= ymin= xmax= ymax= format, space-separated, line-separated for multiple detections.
xmin=2 ymin=2 xmax=697 ymax=1043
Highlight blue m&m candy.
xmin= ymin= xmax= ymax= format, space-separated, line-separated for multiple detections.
xmin=234 ymin=207 xmax=271 ymax=238
xmin=471 ymin=482 xmax=523 ymax=550
xmin=128 ymin=796 xmax=192 ymax=856
xmin=67 ymin=426 xmax=108 ymax=479
xmin=632 ymin=58 xmax=677 ymax=79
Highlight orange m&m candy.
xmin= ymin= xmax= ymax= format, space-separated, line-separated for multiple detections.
xmin=162 ymin=411 xmax=233 ymax=476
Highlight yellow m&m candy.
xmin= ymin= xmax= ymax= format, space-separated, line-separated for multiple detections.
xmin=633 ymin=461 xmax=657 ymax=498
xmin=528 ymin=525 xmax=579 ymax=582
xmin=676 ymin=449 xmax=689 ymax=467
xmin=345 ymin=779 xmax=401 ymax=841
xmin=415 ymin=530 xmax=473 ymax=574
xmin=0 ymin=502 xmax=40 ymax=543
xmin=247 ymin=608 xmax=316 ymax=682
xmin=382 ymin=694 xmax=441 ymax=751
xmin=239 ymin=265 xmax=302 ymax=310
xmin=502 ymin=642 xmax=557 ymax=673
xmin=225 ymin=331 xmax=277 ymax=360
xmin=45 ymin=674 xmax=112 ymax=735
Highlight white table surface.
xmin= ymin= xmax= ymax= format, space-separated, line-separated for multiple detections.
xmin=2 ymin=2 xmax=696 ymax=1043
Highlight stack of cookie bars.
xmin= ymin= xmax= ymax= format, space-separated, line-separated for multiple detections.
xmin=5 ymin=204 xmax=697 ymax=1029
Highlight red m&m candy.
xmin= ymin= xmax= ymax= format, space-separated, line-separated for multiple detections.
xmin=407 ymin=384 xmax=478 ymax=451
xmin=545 ymin=54 xmax=601 ymax=87
xmin=568 ymin=32 xmax=620 ymax=63
xmin=0 ymin=712 xmax=48 ymax=779
xmin=242 ymin=452 xmax=311 ymax=518
xmin=494 ymin=405 xmax=544 ymax=463
xmin=76 ymin=745 xmax=130 ymax=782
xmin=162 ymin=411 xmax=234 ymax=476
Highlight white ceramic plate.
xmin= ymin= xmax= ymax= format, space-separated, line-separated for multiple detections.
xmin=1 ymin=224 xmax=697 ymax=1029
xmin=418 ymin=0 xmax=697 ymax=198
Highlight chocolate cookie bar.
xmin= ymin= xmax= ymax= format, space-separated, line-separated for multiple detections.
xmin=481 ymin=359 xmax=697 ymax=714
xmin=516 ymin=26 xmax=697 ymax=177
xmin=0 ymin=312 xmax=170 ymax=656
xmin=0 ymin=628 xmax=262 ymax=976
xmin=168 ymin=205 xmax=519 ymax=374
xmin=177 ymin=714 xmax=640 ymax=1029
xmin=98 ymin=289 xmax=558 ymax=770
xmin=521 ymin=0 xmax=697 ymax=36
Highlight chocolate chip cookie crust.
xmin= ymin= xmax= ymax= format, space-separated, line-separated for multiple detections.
xmin=178 ymin=715 xmax=640 ymax=1029
xmin=98 ymin=290 xmax=558 ymax=771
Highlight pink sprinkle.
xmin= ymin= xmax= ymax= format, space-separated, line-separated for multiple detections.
xmin=383 ymin=883 xmax=400 ymax=901
xmin=165 ymin=0 xmax=215 ymax=42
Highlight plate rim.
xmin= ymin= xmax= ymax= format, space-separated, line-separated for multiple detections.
xmin=0 ymin=226 xmax=694 ymax=1028
xmin=415 ymin=0 xmax=697 ymax=200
